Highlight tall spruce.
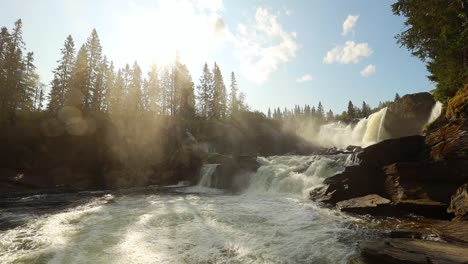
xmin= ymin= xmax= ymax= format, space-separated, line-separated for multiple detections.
xmin=145 ymin=65 xmax=160 ymax=114
xmin=127 ymin=61 xmax=143 ymax=115
xmin=85 ymin=29 xmax=103 ymax=111
xmin=68 ymin=45 xmax=89 ymax=109
xmin=48 ymin=35 xmax=75 ymax=112
xmin=211 ymin=62 xmax=227 ymax=119
xmin=229 ymin=71 xmax=239 ymax=116
xmin=196 ymin=62 xmax=213 ymax=118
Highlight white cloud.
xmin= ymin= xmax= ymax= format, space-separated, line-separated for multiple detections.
xmin=232 ymin=7 xmax=298 ymax=84
xmin=113 ymin=2 xmax=296 ymax=85
xmin=360 ymin=64 xmax=376 ymax=77
xmin=285 ymin=9 xmax=292 ymax=16
xmin=342 ymin=15 xmax=359 ymax=36
xmin=296 ymin=74 xmax=314 ymax=83
xmin=323 ymin=41 xmax=372 ymax=64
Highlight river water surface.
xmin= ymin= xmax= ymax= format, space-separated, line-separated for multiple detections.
xmin=0 ymin=155 xmax=371 ymax=264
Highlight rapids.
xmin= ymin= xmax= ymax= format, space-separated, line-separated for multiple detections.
xmin=0 ymin=155 xmax=369 ymax=264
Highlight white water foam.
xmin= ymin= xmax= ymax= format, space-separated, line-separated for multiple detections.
xmin=0 ymin=154 xmax=361 ymax=264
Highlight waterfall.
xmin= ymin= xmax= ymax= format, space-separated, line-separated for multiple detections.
xmin=246 ymin=155 xmax=350 ymax=197
xmin=427 ymin=101 xmax=443 ymax=124
xmin=316 ymin=107 xmax=389 ymax=148
xmin=198 ymin=164 xmax=219 ymax=187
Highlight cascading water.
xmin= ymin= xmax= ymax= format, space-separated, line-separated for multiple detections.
xmin=246 ymin=155 xmax=350 ymax=197
xmin=427 ymin=101 xmax=443 ymax=124
xmin=0 ymin=154 xmax=365 ymax=264
xmin=317 ymin=107 xmax=389 ymax=148
xmin=198 ymin=164 xmax=219 ymax=188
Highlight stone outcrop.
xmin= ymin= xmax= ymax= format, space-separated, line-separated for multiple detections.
xmin=382 ymin=92 xmax=436 ymax=139
xmin=336 ymin=194 xmax=392 ymax=215
xmin=448 ymin=183 xmax=468 ymax=220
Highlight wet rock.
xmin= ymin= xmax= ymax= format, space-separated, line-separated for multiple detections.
xmin=336 ymin=194 xmax=392 ymax=215
xmin=434 ymin=221 xmax=468 ymax=244
xmin=447 ymin=183 xmax=468 ymax=220
xmin=203 ymin=154 xmax=258 ymax=191
xmin=346 ymin=145 xmax=363 ymax=152
xmin=358 ymin=135 xmax=426 ymax=168
xmin=384 ymin=162 xmax=461 ymax=204
xmin=320 ymin=165 xmax=385 ymax=204
xmin=360 ymin=238 xmax=468 ymax=264
xmin=425 ymin=119 xmax=468 ymax=162
xmin=382 ymin=92 xmax=436 ymax=139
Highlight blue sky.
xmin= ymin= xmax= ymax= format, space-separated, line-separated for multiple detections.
xmin=0 ymin=0 xmax=432 ymax=113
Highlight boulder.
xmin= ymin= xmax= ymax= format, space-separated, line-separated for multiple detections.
xmin=358 ymin=135 xmax=426 ymax=169
xmin=201 ymin=154 xmax=258 ymax=190
xmin=447 ymin=183 xmax=468 ymax=220
xmin=382 ymin=92 xmax=436 ymax=139
xmin=384 ymin=162 xmax=461 ymax=204
xmin=319 ymin=165 xmax=385 ymax=204
xmin=360 ymin=238 xmax=468 ymax=264
xmin=336 ymin=194 xmax=392 ymax=215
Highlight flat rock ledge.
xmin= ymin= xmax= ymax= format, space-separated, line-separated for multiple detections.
xmin=356 ymin=238 xmax=468 ymax=264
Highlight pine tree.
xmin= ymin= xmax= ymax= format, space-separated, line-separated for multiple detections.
xmin=86 ymin=29 xmax=103 ymax=111
xmin=19 ymin=51 xmax=37 ymax=111
xmin=347 ymin=100 xmax=355 ymax=119
xmin=91 ymin=56 xmax=108 ymax=111
xmin=361 ymin=101 xmax=371 ymax=117
xmin=0 ymin=26 xmax=9 ymax=121
xmin=127 ymin=61 xmax=143 ymax=115
xmin=317 ymin=101 xmax=324 ymax=121
xmin=229 ymin=72 xmax=239 ymax=116
xmin=394 ymin=93 xmax=401 ymax=101
xmin=4 ymin=19 xmax=25 ymax=122
xmin=326 ymin=109 xmax=334 ymax=122
xmin=160 ymin=66 xmax=172 ymax=115
xmin=196 ymin=62 xmax=213 ymax=118
xmin=109 ymin=68 xmax=124 ymax=116
xmin=67 ymin=45 xmax=89 ymax=108
xmin=145 ymin=64 xmax=160 ymax=114
xmin=48 ymin=35 xmax=75 ymax=112
xmin=102 ymin=61 xmax=115 ymax=112
xmin=211 ymin=62 xmax=227 ymax=119
xmin=174 ymin=61 xmax=195 ymax=119
xmin=267 ymin=107 xmax=272 ymax=119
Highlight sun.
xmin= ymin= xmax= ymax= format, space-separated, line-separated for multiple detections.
xmin=121 ymin=1 xmax=222 ymax=68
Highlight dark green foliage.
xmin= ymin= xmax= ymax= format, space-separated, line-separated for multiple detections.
xmin=48 ymin=35 xmax=75 ymax=112
xmin=392 ymin=0 xmax=468 ymax=102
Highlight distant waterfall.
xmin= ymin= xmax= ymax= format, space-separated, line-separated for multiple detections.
xmin=198 ymin=164 xmax=219 ymax=187
xmin=317 ymin=107 xmax=388 ymax=148
xmin=427 ymin=101 xmax=443 ymax=124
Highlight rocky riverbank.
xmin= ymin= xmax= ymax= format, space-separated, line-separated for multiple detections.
xmin=311 ymin=118 xmax=468 ymax=263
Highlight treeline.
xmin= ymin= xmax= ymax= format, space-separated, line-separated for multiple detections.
xmin=0 ymin=20 xmax=45 ymax=123
xmin=266 ymin=93 xmax=399 ymax=125
xmin=0 ymin=19 xmax=249 ymax=126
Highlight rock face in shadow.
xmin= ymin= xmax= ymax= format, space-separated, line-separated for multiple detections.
xmin=201 ymin=154 xmax=259 ymax=191
xmin=360 ymin=238 xmax=468 ymax=264
xmin=382 ymin=92 xmax=436 ymax=139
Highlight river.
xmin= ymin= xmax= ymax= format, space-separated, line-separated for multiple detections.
xmin=0 ymin=154 xmax=373 ymax=264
